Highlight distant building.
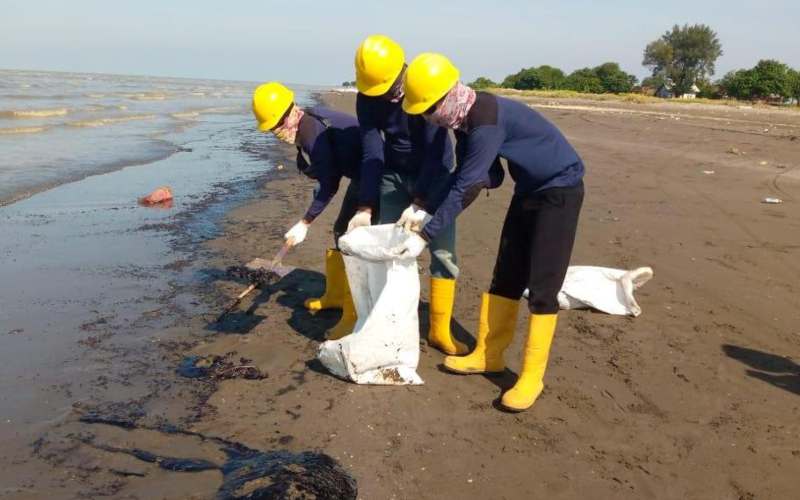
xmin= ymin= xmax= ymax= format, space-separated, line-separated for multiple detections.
xmin=655 ymin=81 xmax=700 ymax=99
xmin=682 ymin=84 xmax=701 ymax=99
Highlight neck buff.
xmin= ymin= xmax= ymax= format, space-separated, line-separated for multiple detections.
xmin=424 ymin=81 xmax=476 ymax=131
xmin=273 ymin=105 xmax=305 ymax=144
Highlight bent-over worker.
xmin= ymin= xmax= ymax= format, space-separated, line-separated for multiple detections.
xmin=252 ymin=82 xmax=377 ymax=339
xmin=348 ymin=35 xmax=466 ymax=355
xmin=397 ymin=54 xmax=585 ymax=412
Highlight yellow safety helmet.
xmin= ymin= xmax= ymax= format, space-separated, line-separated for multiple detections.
xmin=252 ymin=82 xmax=294 ymax=131
xmin=402 ymin=53 xmax=460 ymax=115
xmin=354 ymin=35 xmax=405 ymax=97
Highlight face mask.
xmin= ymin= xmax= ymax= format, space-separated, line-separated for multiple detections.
xmin=272 ymin=105 xmax=304 ymax=144
xmin=423 ymin=81 xmax=476 ymax=131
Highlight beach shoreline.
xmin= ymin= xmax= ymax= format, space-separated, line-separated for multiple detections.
xmin=0 ymin=83 xmax=305 ymax=498
xmin=4 ymin=89 xmax=800 ymax=499
xmin=202 ymin=93 xmax=800 ymax=498
xmin=0 ymin=144 xmax=180 ymax=208
xmin=173 ymin=90 xmax=800 ymax=499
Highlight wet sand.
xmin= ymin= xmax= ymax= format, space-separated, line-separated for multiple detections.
xmin=0 ymin=106 xmax=309 ymax=499
xmin=8 ymin=91 xmax=800 ymax=499
xmin=193 ymin=91 xmax=800 ymax=499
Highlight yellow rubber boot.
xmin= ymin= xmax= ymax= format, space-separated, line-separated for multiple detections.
xmin=428 ymin=278 xmax=468 ymax=355
xmin=325 ymin=284 xmax=356 ymax=341
xmin=501 ymin=314 xmax=558 ymax=412
xmin=305 ymin=249 xmax=346 ymax=311
xmin=443 ymin=293 xmax=519 ymax=374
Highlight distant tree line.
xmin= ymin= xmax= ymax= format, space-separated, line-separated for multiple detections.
xmin=468 ymin=23 xmax=800 ymax=105
xmin=469 ymin=62 xmax=638 ymax=94
xmin=718 ymin=60 xmax=800 ymax=102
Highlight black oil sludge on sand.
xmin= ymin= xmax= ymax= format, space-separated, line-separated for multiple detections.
xmin=78 ymin=412 xmax=358 ymax=500
xmin=177 ymin=353 xmax=268 ymax=380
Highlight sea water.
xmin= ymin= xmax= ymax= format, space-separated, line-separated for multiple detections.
xmin=0 ymin=69 xmax=323 ymax=481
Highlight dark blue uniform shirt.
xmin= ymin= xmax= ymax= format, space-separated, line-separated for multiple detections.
xmin=296 ymin=106 xmax=361 ymax=221
xmin=356 ymin=93 xmax=454 ymax=210
xmin=422 ymin=92 xmax=585 ymax=240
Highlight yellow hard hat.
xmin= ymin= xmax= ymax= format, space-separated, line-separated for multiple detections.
xmin=252 ymin=82 xmax=294 ymax=131
xmin=354 ymin=35 xmax=405 ymax=97
xmin=402 ymin=53 xmax=460 ymax=115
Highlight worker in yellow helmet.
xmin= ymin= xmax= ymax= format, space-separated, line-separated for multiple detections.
xmin=396 ymin=53 xmax=586 ymax=412
xmin=252 ymin=82 xmax=377 ymax=340
xmin=347 ymin=35 xmax=466 ymax=356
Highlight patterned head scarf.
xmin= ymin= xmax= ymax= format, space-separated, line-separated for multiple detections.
xmin=272 ymin=105 xmax=305 ymax=144
xmin=423 ymin=81 xmax=476 ymax=131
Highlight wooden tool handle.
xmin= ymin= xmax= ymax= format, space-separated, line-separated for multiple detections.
xmin=236 ymin=283 xmax=257 ymax=299
xmin=216 ymin=241 xmax=294 ymax=323
xmin=270 ymin=240 xmax=293 ymax=269
xmin=216 ymin=284 xmax=258 ymax=322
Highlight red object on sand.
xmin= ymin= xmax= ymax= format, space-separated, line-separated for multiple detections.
xmin=139 ymin=186 xmax=173 ymax=206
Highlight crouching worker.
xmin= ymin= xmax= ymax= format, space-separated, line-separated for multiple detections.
xmin=348 ymin=35 xmax=465 ymax=356
xmin=397 ymin=54 xmax=585 ymax=412
xmin=252 ymin=82 xmax=377 ymax=340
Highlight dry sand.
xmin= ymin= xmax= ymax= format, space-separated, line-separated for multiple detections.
xmin=185 ymin=92 xmax=800 ymax=499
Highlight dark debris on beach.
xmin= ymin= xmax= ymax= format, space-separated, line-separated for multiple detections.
xmin=75 ymin=412 xmax=358 ymax=500
xmin=177 ymin=353 xmax=268 ymax=381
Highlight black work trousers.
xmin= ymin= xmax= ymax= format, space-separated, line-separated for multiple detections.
xmin=489 ymin=182 xmax=584 ymax=314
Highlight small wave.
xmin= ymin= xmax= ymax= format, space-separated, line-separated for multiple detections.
xmin=0 ymin=107 xmax=69 ymax=119
xmin=0 ymin=126 xmax=47 ymax=135
xmin=127 ymin=93 xmax=169 ymax=101
xmin=67 ymin=114 xmax=156 ymax=128
xmin=169 ymin=106 xmax=242 ymax=121
xmin=3 ymin=94 xmax=72 ymax=100
xmin=171 ymin=111 xmax=200 ymax=120
xmin=83 ymin=104 xmax=129 ymax=113
xmin=196 ymin=106 xmax=243 ymax=114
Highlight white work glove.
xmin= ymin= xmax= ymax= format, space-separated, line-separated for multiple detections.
xmin=284 ymin=220 xmax=309 ymax=245
xmin=391 ymin=233 xmax=427 ymax=259
xmin=347 ymin=209 xmax=372 ymax=233
xmin=396 ymin=204 xmax=432 ymax=233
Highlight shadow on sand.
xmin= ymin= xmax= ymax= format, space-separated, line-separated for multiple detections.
xmin=420 ymin=299 xmax=520 ymax=393
xmin=276 ymin=268 xmax=341 ymax=341
xmin=204 ymin=266 xmax=525 ymax=394
xmin=723 ymin=344 xmax=800 ymax=396
xmin=204 ymin=267 xmax=337 ymax=337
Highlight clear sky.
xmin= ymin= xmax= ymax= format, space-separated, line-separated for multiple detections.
xmin=3 ymin=0 xmax=799 ymax=84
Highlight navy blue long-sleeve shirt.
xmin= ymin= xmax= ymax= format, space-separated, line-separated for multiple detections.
xmin=356 ymin=93 xmax=454 ymax=210
xmin=295 ymin=106 xmax=361 ymax=222
xmin=421 ymin=92 xmax=585 ymax=241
